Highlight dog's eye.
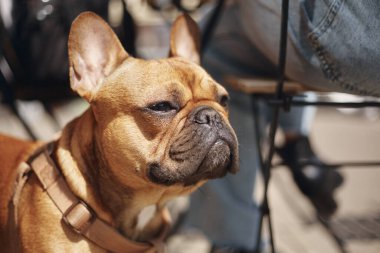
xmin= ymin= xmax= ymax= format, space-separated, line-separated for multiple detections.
xmin=220 ymin=95 xmax=229 ymax=108
xmin=148 ymin=101 xmax=177 ymax=112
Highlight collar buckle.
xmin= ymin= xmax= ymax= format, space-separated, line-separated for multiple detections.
xmin=62 ymin=199 xmax=96 ymax=234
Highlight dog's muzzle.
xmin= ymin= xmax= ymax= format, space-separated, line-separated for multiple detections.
xmin=148 ymin=106 xmax=239 ymax=186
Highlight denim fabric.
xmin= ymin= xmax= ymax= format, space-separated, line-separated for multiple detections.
xmin=182 ymin=0 xmax=380 ymax=249
xmin=183 ymin=2 xmax=315 ymax=250
xmin=239 ymin=0 xmax=380 ymax=96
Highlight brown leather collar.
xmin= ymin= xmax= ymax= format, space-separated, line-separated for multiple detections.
xmin=13 ymin=143 xmax=170 ymax=253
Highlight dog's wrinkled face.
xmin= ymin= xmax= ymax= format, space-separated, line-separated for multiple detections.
xmin=68 ymin=12 xmax=238 ymax=189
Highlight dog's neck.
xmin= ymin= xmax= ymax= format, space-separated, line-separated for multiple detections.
xmin=54 ymin=109 xmax=167 ymax=241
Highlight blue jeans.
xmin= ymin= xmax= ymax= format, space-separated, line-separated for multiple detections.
xmin=239 ymin=0 xmax=380 ymax=96
xmin=182 ymin=0 xmax=380 ymax=250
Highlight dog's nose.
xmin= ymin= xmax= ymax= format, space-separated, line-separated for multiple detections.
xmin=191 ymin=106 xmax=222 ymax=127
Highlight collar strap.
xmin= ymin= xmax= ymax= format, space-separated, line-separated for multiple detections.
xmin=28 ymin=145 xmax=170 ymax=253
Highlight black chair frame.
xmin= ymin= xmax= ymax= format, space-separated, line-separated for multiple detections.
xmin=201 ymin=1 xmax=380 ymax=253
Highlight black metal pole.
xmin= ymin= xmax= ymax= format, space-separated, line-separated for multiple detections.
xmin=256 ymin=0 xmax=290 ymax=252
xmin=251 ymin=98 xmax=266 ymax=253
xmin=275 ymin=0 xmax=290 ymax=98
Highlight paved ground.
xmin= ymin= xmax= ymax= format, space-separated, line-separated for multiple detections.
xmin=268 ymin=106 xmax=380 ymax=253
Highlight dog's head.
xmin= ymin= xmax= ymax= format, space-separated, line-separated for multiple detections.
xmin=68 ymin=12 xmax=238 ymax=190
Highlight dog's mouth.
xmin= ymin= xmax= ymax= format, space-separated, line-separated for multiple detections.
xmin=147 ymin=137 xmax=238 ymax=186
xmin=181 ymin=139 xmax=237 ymax=186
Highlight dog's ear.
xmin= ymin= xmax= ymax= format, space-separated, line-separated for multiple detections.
xmin=169 ymin=14 xmax=201 ymax=64
xmin=68 ymin=12 xmax=128 ymax=101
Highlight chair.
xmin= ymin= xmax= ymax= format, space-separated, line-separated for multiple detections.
xmin=201 ymin=0 xmax=380 ymax=252
xmin=0 ymin=0 xmax=136 ymax=140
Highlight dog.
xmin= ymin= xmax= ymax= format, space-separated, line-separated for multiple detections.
xmin=0 ymin=12 xmax=238 ymax=252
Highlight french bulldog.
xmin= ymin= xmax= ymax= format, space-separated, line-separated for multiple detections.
xmin=0 ymin=12 xmax=238 ymax=252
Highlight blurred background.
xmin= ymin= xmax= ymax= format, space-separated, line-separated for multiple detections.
xmin=1 ymin=1 xmax=380 ymax=252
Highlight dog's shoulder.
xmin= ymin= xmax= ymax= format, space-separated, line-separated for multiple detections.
xmin=0 ymin=134 xmax=37 ymax=169
xmin=0 ymin=134 xmax=39 ymax=227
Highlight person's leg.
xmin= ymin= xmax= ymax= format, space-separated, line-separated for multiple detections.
xmin=238 ymin=0 xmax=380 ymax=96
xmin=181 ymin=0 xmax=376 ymax=249
xmin=182 ymin=96 xmax=261 ymax=250
xmin=181 ymin=1 xmax=336 ymax=250
xmin=277 ymin=94 xmax=343 ymax=219
xmin=181 ymin=3 xmax=276 ymax=251
xmin=237 ymin=0 xmax=346 ymax=218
